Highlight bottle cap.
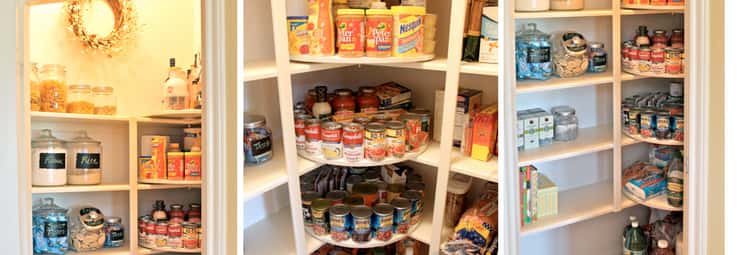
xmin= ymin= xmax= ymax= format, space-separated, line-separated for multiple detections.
xmin=631 ymin=221 xmax=638 ymax=228
xmin=658 ymin=240 xmax=668 ymax=248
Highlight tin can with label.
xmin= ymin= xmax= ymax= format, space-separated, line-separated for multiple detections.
xmin=155 ymin=221 xmax=168 ymax=247
xmin=638 ymin=48 xmax=652 ymax=73
xmin=640 ymin=110 xmax=656 ymax=138
xmin=353 ymin=116 xmax=371 ymax=125
xmin=651 ymin=48 xmax=666 ymax=74
xmin=391 ymin=197 xmax=411 ymax=234
xmin=666 ymin=48 xmax=683 ymax=74
xmin=311 ymin=199 xmax=332 ymax=236
xmin=401 ymin=190 xmax=423 ymax=227
xmin=167 ymin=223 xmax=182 ymax=248
xmin=372 ymin=203 xmax=394 ymax=241
xmin=655 ymin=112 xmax=671 ymax=139
xmin=351 ymin=205 xmax=372 ymax=243
xmin=329 ymin=204 xmax=351 ymax=241
xmin=342 ymin=123 xmax=364 ymax=162
xmin=304 ymin=119 xmax=322 ymax=155
xmin=364 ymin=122 xmax=386 ymax=161
xmin=353 ymin=183 xmax=379 ymax=207
xmin=673 ymin=114 xmax=685 ymax=141
xmin=402 ymin=110 xmax=431 ymax=152
xmin=302 ymin=192 xmax=321 ymax=229
xmin=182 ymin=223 xmax=199 ymax=249
xmin=321 ymin=122 xmax=343 ymax=160
xmin=326 ymin=190 xmax=347 ymax=205
xmin=622 ymin=104 xmax=631 ymax=126
xmin=294 ymin=114 xmax=312 ymax=151
xmin=628 ymin=108 xmax=641 ymax=135
xmin=385 ymin=121 xmax=406 ymax=158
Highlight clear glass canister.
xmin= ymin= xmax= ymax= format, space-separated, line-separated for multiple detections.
xmin=32 ymin=129 xmax=68 ymax=186
xmin=552 ymin=106 xmax=579 ymax=141
xmin=554 ymin=32 xmax=589 ymax=78
xmin=243 ymin=115 xmax=273 ymax=165
xmin=92 ymin=86 xmax=117 ymax=115
xmin=588 ymin=42 xmax=608 ymax=73
xmin=33 ymin=197 xmax=69 ymax=254
xmin=104 ymin=217 xmax=124 ymax=248
xmin=39 ymin=64 xmax=67 ymax=113
xmin=516 ymin=23 xmax=553 ymax=80
xmin=69 ymin=207 xmax=106 ymax=252
xmin=550 ymin=0 xmax=583 ymax=10
xmin=30 ymin=62 xmax=41 ymax=111
xmin=67 ymin=130 xmax=102 ymax=185
xmin=67 ymin=84 xmax=94 ymax=114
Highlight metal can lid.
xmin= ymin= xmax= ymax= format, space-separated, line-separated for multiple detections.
xmin=334 ymin=89 xmax=353 ymax=97
xmin=105 ymin=217 xmax=122 ymax=224
xmin=170 ymin=204 xmax=184 ymax=210
xmin=243 ymin=114 xmax=266 ymax=128
xmin=401 ymin=190 xmax=423 ymax=200
xmin=373 ymin=203 xmax=394 ymax=215
xmin=366 ymin=122 xmax=386 ymax=132
xmin=295 ymin=113 xmax=312 ymax=120
xmin=330 ymin=204 xmax=350 ymax=216
xmin=352 ymin=183 xmax=378 ymax=194
xmin=350 ymin=205 xmax=372 ymax=218
xmin=302 ymin=191 xmax=322 ymax=202
xmin=385 ymin=120 xmax=405 ymax=130
xmin=390 ymin=197 xmax=410 ymax=209
xmin=343 ymin=122 xmax=363 ymax=131
xmin=322 ymin=121 xmax=342 ymax=130
xmin=344 ymin=196 xmax=365 ymax=206
xmin=326 ymin=190 xmax=348 ymax=200
xmin=359 ymin=87 xmax=375 ymax=94
xmin=304 ymin=118 xmax=321 ymax=125
xmin=311 ymin=198 xmax=332 ymax=211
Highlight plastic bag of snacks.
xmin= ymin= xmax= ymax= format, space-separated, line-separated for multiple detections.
xmin=444 ymin=183 xmax=498 ymax=254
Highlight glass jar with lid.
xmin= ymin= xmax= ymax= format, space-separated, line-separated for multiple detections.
xmin=551 ymin=105 xmax=579 ymax=141
xmin=332 ymin=89 xmax=356 ymax=116
xmin=550 ymin=0 xmax=583 ymax=10
xmin=92 ymin=86 xmax=117 ymax=115
xmin=30 ymin=62 xmax=41 ymax=111
xmin=357 ymin=87 xmax=379 ymax=113
xmin=67 ymin=130 xmax=102 ymax=185
xmin=588 ymin=42 xmax=608 ymax=73
xmin=69 ymin=207 xmax=106 ymax=252
xmin=103 ymin=217 xmax=124 ymax=248
xmin=243 ymin=114 xmax=273 ymax=165
xmin=39 ymin=64 xmax=67 ymax=112
xmin=33 ymin=197 xmax=69 ymax=254
xmin=32 ymin=129 xmax=68 ymax=186
xmin=553 ymin=31 xmax=589 ymax=78
xmin=67 ymin=84 xmax=94 ymax=114
xmin=516 ymin=23 xmax=553 ymax=80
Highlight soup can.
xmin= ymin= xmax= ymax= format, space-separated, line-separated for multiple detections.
xmin=673 ymin=114 xmax=685 ymax=141
xmin=329 ymin=204 xmax=351 ymax=241
xmin=342 ymin=123 xmax=364 ymax=162
xmin=311 ymin=198 xmax=332 ymax=236
xmin=353 ymin=116 xmax=371 ymax=125
xmin=321 ymin=122 xmax=343 ymax=160
xmin=344 ymin=195 xmax=365 ymax=207
xmin=364 ymin=123 xmax=386 ymax=161
xmin=385 ymin=121 xmax=406 ymax=158
xmin=182 ymin=223 xmax=199 ymax=249
xmin=401 ymin=190 xmax=423 ymax=227
xmin=294 ymin=114 xmax=312 ymax=151
xmin=304 ymin=119 xmax=322 ymax=155
xmin=628 ymin=108 xmax=641 ymax=135
xmin=655 ymin=112 xmax=671 ymax=139
xmin=351 ymin=205 xmax=372 ymax=243
xmin=302 ymin=191 xmax=321 ymax=228
xmin=326 ymin=190 xmax=348 ymax=205
xmin=406 ymin=182 xmax=426 ymax=198
xmin=640 ymin=110 xmax=656 ymax=138
xmin=666 ymin=48 xmax=683 ymax=74
xmin=373 ymin=203 xmax=394 ymax=241
xmin=390 ymin=197 xmax=411 ymax=234
xmin=402 ymin=110 xmax=431 ymax=152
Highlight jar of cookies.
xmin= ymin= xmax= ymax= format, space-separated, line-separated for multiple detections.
xmin=39 ymin=64 xmax=67 ymax=112
xmin=67 ymin=84 xmax=94 ymax=114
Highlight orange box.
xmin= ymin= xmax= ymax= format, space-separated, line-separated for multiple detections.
xmin=470 ymin=105 xmax=498 ymax=162
xmin=150 ymin=136 xmax=168 ymax=179
xmin=167 ymin=152 xmax=184 ymax=180
xmin=139 ymin=156 xmax=158 ymax=180
xmin=184 ymin=152 xmax=202 ymax=181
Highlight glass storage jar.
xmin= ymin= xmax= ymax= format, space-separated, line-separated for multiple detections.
xmin=104 ymin=217 xmax=124 ymax=248
xmin=332 ymin=89 xmax=356 ymax=116
xmin=516 ymin=0 xmax=549 ymax=11
xmin=33 ymin=197 xmax=69 ymax=254
xmin=516 ymin=23 xmax=553 ymax=80
xmin=32 ymin=129 xmax=68 ymax=186
xmin=357 ymin=87 xmax=379 ymax=113
xmin=67 ymin=130 xmax=102 ymax=185
xmin=553 ymin=31 xmax=589 ymax=78
xmin=69 ymin=207 xmax=106 ymax=252
xmin=550 ymin=0 xmax=584 ymax=10
xmin=552 ymin=106 xmax=579 ymax=141
xmin=588 ymin=42 xmax=608 ymax=73
xmin=67 ymin=84 xmax=94 ymax=114
xmin=92 ymin=86 xmax=117 ymax=115
xmin=39 ymin=64 xmax=67 ymax=112
xmin=243 ymin=114 xmax=273 ymax=165
xmin=30 ymin=62 xmax=41 ymax=111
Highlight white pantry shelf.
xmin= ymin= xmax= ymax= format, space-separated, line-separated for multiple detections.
xmin=621 ymin=4 xmax=685 ymax=11
xmin=412 ymin=143 xmax=498 ymax=182
xmin=31 ymin=184 xmax=131 ymax=194
xmin=514 ymin=9 xmax=613 ymax=19
xmin=370 ymin=57 xmax=448 ymax=72
xmin=518 ymin=124 xmax=614 ymax=166
xmin=409 ymin=208 xmax=433 ymax=244
xmin=516 ymin=71 xmax=614 ymax=94
xmin=244 ymin=60 xmax=353 ymax=82
xmin=290 ymin=54 xmax=435 ymax=64
xmin=245 ymin=206 xmax=324 ymax=255
xmin=620 ymin=9 xmax=684 ymax=15
xmin=460 ymin=62 xmax=498 ymax=76
xmin=623 ymin=192 xmax=683 ymax=212
xmin=244 ymin=142 xmax=323 ymax=200
xmin=137 ymin=183 xmax=201 ymax=190
xmin=622 ymin=131 xmax=684 ymax=146
xmin=145 ymin=110 xmax=202 ymax=119
xmin=66 ymin=242 xmax=131 ymax=255
xmin=30 ymin=111 xmax=130 ymax=123
xmin=521 ymin=180 xmax=615 ymax=237
xmin=138 ymin=179 xmax=202 ymax=185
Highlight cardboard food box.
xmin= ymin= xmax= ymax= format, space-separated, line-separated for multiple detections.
xmin=470 ymin=104 xmax=498 ymax=161
xmin=149 ymin=136 xmax=168 ymax=179
xmin=375 ymin=82 xmax=412 ymax=107
xmin=184 ymin=152 xmax=202 ymax=181
xmin=479 ymin=6 xmax=499 ymax=64
xmin=454 ymin=88 xmax=483 ymax=148
xmin=167 ymin=152 xmax=184 ymax=180
xmin=537 ymin=173 xmax=558 ymax=218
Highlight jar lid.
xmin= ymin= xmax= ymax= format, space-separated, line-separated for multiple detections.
xmin=589 ymin=42 xmax=604 ymax=49
xmin=672 ymin=29 xmax=683 ymax=33
xmin=170 ymin=204 xmax=184 ymax=209
xmin=350 ymin=205 xmax=372 ymax=218
xmin=330 ymin=204 xmax=350 ymax=216
xmin=369 ymin=1 xmax=387 ymax=9
xmin=92 ymin=86 xmax=113 ymax=93
xmin=654 ymin=29 xmax=667 ymax=35
xmin=551 ymin=105 xmax=576 ymax=116
xmin=335 ymin=89 xmax=353 ymax=96
xmin=32 ymin=197 xmax=68 ymax=216
xmin=68 ymin=84 xmax=91 ymax=90
xmin=561 ymin=32 xmax=587 ymax=54
xmin=359 ymin=87 xmax=375 ymax=94
xmin=373 ymin=203 xmax=394 ymax=215
xmin=190 ymin=203 xmax=200 ymax=208
xmin=391 ymin=6 xmax=426 ymax=15
xmin=70 ymin=130 xmax=101 ymax=145
xmin=448 ymin=173 xmax=472 ymax=195
xmin=32 ymin=129 xmax=65 ymax=146
xmin=366 ymin=122 xmax=386 ymax=132
xmin=105 ymin=217 xmax=122 ymax=224
xmin=243 ymin=114 xmax=266 ymax=128
xmin=385 ymin=120 xmax=405 ymax=130
xmin=78 ymin=207 xmax=104 ymax=228
xmin=658 ymin=240 xmax=669 ymax=248
xmin=390 ymin=197 xmax=410 ymax=209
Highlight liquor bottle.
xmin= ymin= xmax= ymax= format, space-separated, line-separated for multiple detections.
xmin=666 ymin=152 xmax=684 ymax=207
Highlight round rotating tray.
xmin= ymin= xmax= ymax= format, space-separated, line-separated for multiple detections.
xmin=622 ymin=131 xmax=684 ymax=146
xmin=621 ymin=4 xmax=685 ymax=10
xmin=140 ymin=244 xmax=201 ymax=253
xmin=305 ymin=222 xmax=420 ymax=249
xmin=298 ymin=145 xmax=429 ymax=167
xmin=623 ymin=70 xmax=685 ymax=79
xmin=290 ymin=54 xmax=434 ymax=64
xmin=138 ymin=179 xmax=202 ymax=185
xmin=624 ymin=190 xmax=683 ymax=211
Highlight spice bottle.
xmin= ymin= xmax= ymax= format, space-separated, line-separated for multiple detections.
xmin=32 ymin=129 xmax=67 ymax=186
xmin=312 ymin=86 xmax=332 ymax=121
xmin=67 ymin=130 xmax=102 ymax=185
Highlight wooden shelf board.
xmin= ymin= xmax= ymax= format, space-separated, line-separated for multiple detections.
xmin=622 ymin=131 xmax=684 ymax=146
xmin=31 ymin=184 xmax=130 ymax=194
xmin=139 ymin=245 xmax=201 ymax=254
xmin=138 ymin=179 xmax=202 ymax=185
xmin=621 ymin=135 xmax=644 ymax=147
xmin=516 ymin=71 xmax=613 ymax=94
xmin=519 ymin=124 xmax=614 ymax=166
xmin=290 ymin=54 xmax=435 ymax=64
xmin=409 ymin=208 xmax=433 ymax=244
xmin=135 ymin=117 xmax=201 ymax=125
xmin=299 ymin=143 xmax=431 ymax=167
xmin=30 ymin=112 xmax=130 ymax=123
xmin=461 ymin=62 xmax=499 ymax=76
xmin=145 ymin=110 xmax=202 ymax=119
xmin=620 ymin=9 xmax=684 ymax=15
xmin=621 ymin=4 xmax=685 ymax=11
xmin=623 ymin=192 xmax=683 ymax=211
xmin=521 ymin=180 xmax=614 ymax=236
xmin=514 ymin=9 xmax=613 ymax=19
xmin=244 ymin=60 xmax=278 ymax=81
xmin=137 ymin=183 xmax=201 ymax=190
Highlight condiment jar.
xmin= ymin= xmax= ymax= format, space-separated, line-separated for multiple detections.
xmin=336 ymin=9 xmax=366 ymax=58
xmin=92 ymin=86 xmax=117 ymax=115
xmin=553 ymin=32 xmax=588 ymax=78
xmin=69 ymin=207 xmax=106 ymax=252
xmin=67 ymin=130 xmax=102 ymax=185
xmin=32 ymin=198 xmax=69 ymax=254
xmin=104 ymin=217 xmax=125 ymax=248
xmin=243 ymin=114 xmax=273 ymax=165
xmin=670 ymin=29 xmax=684 ymax=49
xmin=39 ymin=64 xmax=67 ymax=113
xmin=67 ymin=84 xmax=94 ymax=114
xmin=635 ymin=26 xmax=650 ymax=47
xmin=550 ymin=0 xmax=583 ymax=10
xmin=551 ymin=106 xmax=579 ymax=141
xmin=187 ymin=203 xmax=201 ymax=223
xmin=169 ymin=204 xmax=185 ymax=223
xmin=652 ymin=29 xmax=668 ymax=49
xmin=332 ymin=89 xmax=356 ymax=116
xmin=32 ymin=129 xmax=68 ymax=186
xmin=588 ymin=42 xmax=607 ymax=73
xmin=357 ymin=87 xmax=379 ymax=113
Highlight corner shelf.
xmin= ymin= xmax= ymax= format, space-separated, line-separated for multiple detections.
xmin=138 ymin=179 xmax=202 ymax=185
xmin=621 ymin=4 xmax=685 ymax=11
xmin=298 ymin=144 xmax=431 ymax=167
xmin=515 ymin=71 xmax=614 ymax=94
xmin=623 ymin=192 xmax=683 ymax=212
xmin=290 ymin=54 xmax=435 ymax=64
xmin=145 ymin=110 xmax=202 ymax=119
xmin=514 ymin=9 xmax=613 ymax=19
xmin=622 ymin=131 xmax=684 ymax=146
xmin=30 ymin=111 xmax=130 ymax=124
xmin=518 ymin=124 xmax=614 ymax=166
xmin=31 ymin=184 xmax=130 ymax=194
xmin=306 ymin=224 xmax=420 ymax=249
xmin=622 ymin=70 xmax=686 ymax=79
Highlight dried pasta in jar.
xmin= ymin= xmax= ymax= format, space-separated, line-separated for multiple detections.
xmin=39 ymin=64 xmax=67 ymax=113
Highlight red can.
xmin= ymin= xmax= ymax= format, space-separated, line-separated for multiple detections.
xmin=139 ymin=216 xmax=149 ymax=234
xmin=146 ymin=220 xmax=156 ymax=235
xmin=628 ymin=46 xmax=639 ymax=61
xmin=651 ymin=48 xmax=665 ymax=63
xmin=321 ymin=122 xmax=342 ymax=143
xmin=343 ymin=123 xmax=364 ymax=146
xmin=638 ymin=48 xmax=651 ymax=61
xmin=155 ymin=222 xmax=169 ymax=235
xmin=304 ymin=119 xmax=321 ymax=141
xmin=622 ymin=44 xmax=630 ymax=61
xmin=295 ymin=114 xmax=312 ymax=151
xmin=168 ymin=223 xmax=182 ymax=237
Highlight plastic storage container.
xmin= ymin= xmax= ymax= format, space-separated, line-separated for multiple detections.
xmin=67 ymin=130 xmax=102 ymax=185
xmin=39 ymin=64 xmax=67 ymax=113
xmin=516 ymin=0 xmax=550 ymax=11
xmin=445 ymin=173 xmax=472 ymax=227
xmin=32 ymin=129 xmax=68 ymax=186
xmin=92 ymin=86 xmax=116 ymax=115
xmin=550 ymin=0 xmax=584 ymax=10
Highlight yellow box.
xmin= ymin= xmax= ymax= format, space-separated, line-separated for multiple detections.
xmin=391 ymin=6 xmax=426 ymax=57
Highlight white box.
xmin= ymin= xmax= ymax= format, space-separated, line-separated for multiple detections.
xmin=479 ymin=7 xmax=498 ymax=64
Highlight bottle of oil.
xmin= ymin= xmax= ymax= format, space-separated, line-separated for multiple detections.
xmin=624 ymin=221 xmax=647 ymax=255
xmin=666 ymin=152 xmax=684 ymax=207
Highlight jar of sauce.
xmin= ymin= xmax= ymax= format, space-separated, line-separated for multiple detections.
xmin=670 ymin=29 xmax=684 ymax=49
xmin=634 ymin=26 xmax=650 ymax=47
xmin=357 ymin=87 xmax=379 ymax=113
xmin=169 ymin=204 xmax=185 ymax=223
xmin=188 ymin=203 xmax=201 ymax=223
xmin=651 ymin=29 xmax=668 ymax=49
xmin=331 ymin=89 xmax=356 ymax=116
xmin=304 ymin=89 xmax=316 ymax=113
xmin=336 ymin=9 xmax=365 ymax=57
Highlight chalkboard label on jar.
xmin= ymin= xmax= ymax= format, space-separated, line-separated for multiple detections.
xmin=527 ymin=47 xmax=551 ymax=63
xmin=251 ymin=136 xmax=272 ymax=156
xmin=39 ymin=153 xmax=65 ymax=169
xmin=109 ymin=229 xmax=124 ymax=241
xmin=76 ymin=153 xmax=101 ymax=169
xmin=44 ymin=221 xmax=68 ymax=238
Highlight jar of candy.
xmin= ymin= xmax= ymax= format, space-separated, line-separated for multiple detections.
xmin=104 ymin=217 xmax=124 ymax=248
xmin=33 ymin=198 xmax=69 ymax=254
xmin=516 ymin=23 xmax=553 ymax=80
xmin=551 ymin=106 xmax=578 ymax=141
xmin=553 ymin=32 xmax=588 ymax=78
xmin=588 ymin=42 xmax=607 ymax=73
xmin=92 ymin=86 xmax=117 ymax=115
xmin=243 ymin=115 xmax=273 ymax=165
xmin=39 ymin=64 xmax=67 ymax=112
xmin=67 ymin=130 xmax=102 ymax=185
xmin=67 ymin=84 xmax=94 ymax=114
xmin=69 ymin=207 xmax=106 ymax=252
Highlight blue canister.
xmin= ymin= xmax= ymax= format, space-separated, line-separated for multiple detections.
xmin=329 ymin=204 xmax=350 ymax=241
xmin=401 ymin=190 xmax=423 ymax=227
xmin=244 ymin=115 xmax=273 ymax=165
xmin=390 ymin=197 xmax=411 ymax=234
xmin=32 ymin=198 xmax=69 ymax=254
xmin=372 ymin=203 xmax=394 ymax=241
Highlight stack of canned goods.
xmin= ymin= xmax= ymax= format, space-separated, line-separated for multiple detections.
xmin=622 ymin=31 xmax=685 ymax=76
xmin=295 ymin=110 xmax=431 ymax=163
xmin=300 ymin=164 xmax=425 ymax=243
xmin=138 ymin=216 xmax=202 ymax=250
xmin=622 ymin=83 xmax=684 ymax=141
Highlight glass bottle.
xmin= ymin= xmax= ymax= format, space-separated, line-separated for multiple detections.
xmin=69 ymin=207 xmax=106 ymax=252
xmin=39 ymin=64 xmax=67 ymax=113
xmin=312 ymin=86 xmax=332 ymax=120
xmin=551 ymin=106 xmax=578 ymax=141
xmin=67 ymin=84 xmax=94 ymax=114
xmin=588 ymin=42 xmax=608 ymax=73
xmin=152 ymin=200 xmax=168 ymax=222
xmin=67 ymin=130 xmax=102 ymax=185
xmin=304 ymin=89 xmax=316 ymax=113
xmin=357 ymin=87 xmax=379 ymax=113
xmin=188 ymin=203 xmax=201 ymax=223
xmin=30 ymin=62 xmax=41 ymax=111
xmin=104 ymin=217 xmax=124 ymax=248
xmin=553 ymin=31 xmax=588 ymax=78
xmin=32 ymin=129 xmax=68 ymax=186
xmin=624 ymin=221 xmax=647 ymax=255
xmin=332 ymin=89 xmax=356 ymax=116
xmin=666 ymin=153 xmax=684 ymax=207
xmin=32 ymin=198 xmax=69 ymax=254
xmin=516 ymin=23 xmax=553 ymax=80
xmin=169 ymin=204 xmax=185 ymax=223
xmin=670 ymin=29 xmax=684 ymax=49
xmin=92 ymin=86 xmax=117 ymax=115
xmin=654 ymin=240 xmax=675 ymax=255
xmin=652 ymin=29 xmax=668 ymax=49
xmin=634 ymin=26 xmax=651 ymax=47
xmin=163 ymin=58 xmax=188 ymax=111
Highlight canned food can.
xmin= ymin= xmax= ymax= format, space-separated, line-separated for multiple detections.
xmin=670 ymin=82 xmax=684 ymax=97
xmin=156 ymin=221 xmax=169 ymax=235
xmin=638 ymin=48 xmax=652 ymax=73
xmin=364 ymin=123 xmax=386 ymax=161
xmin=311 ymin=199 xmax=332 ymax=236
xmin=146 ymin=220 xmax=156 ymax=235
xmin=353 ymin=116 xmax=371 ymax=125
xmin=402 ymin=110 xmax=431 ymax=152
xmin=640 ymin=111 xmax=656 ymax=137
xmin=374 ymin=181 xmax=388 ymax=203
xmin=391 ymin=197 xmax=411 ymax=234
xmin=182 ymin=223 xmax=199 ymax=249
xmin=651 ymin=48 xmax=666 ymax=73
xmin=302 ymin=191 xmax=321 ymax=228
xmin=385 ymin=121 xmax=406 ymax=158
xmin=304 ymin=119 xmax=322 ymax=155
xmin=326 ymin=190 xmax=347 ymax=205
xmin=351 ymin=206 xmax=372 ymax=243
xmin=353 ymin=183 xmax=379 ymax=207
xmin=372 ymin=203 xmax=394 ymax=241
xmin=294 ymin=114 xmax=312 ymax=151
xmin=344 ymin=195 xmax=365 ymax=207
xmin=401 ymin=190 xmax=423 ymax=227
xmin=139 ymin=216 xmax=150 ymax=234
xmin=329 ymin=204 xmax=351 ymax=242
xmin=622 ymin=104 xmax=631 ymax=126
xmin=321 ymin=122 xmax=343 ymax=160
xmin=656 ymin=113 xmax=671 ymax=139
xmin=666 ymin=48 xmax=683 ymax=74
xmin=342 ymin=123 xmax=364 ymax=162
xmin=673 ymin=114 xmax=685 ymax=141
xmin=167 ymin=223 xmax=182 ymax=237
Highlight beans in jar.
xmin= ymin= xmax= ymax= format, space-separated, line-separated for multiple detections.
xmin=321 ymin=122 xmax=343 ymax=160
xmin=364 ymin=123 xmax=386 ymax=161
